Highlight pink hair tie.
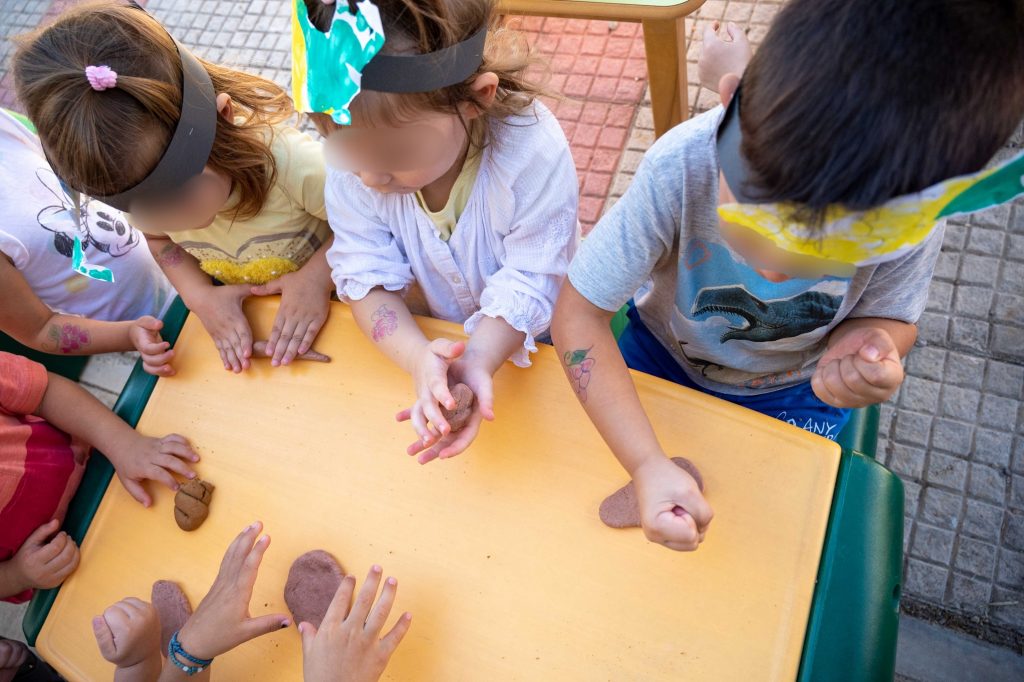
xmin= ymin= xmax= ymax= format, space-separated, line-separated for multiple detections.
xmin=85 ymin=65 xmax=117 ymax=91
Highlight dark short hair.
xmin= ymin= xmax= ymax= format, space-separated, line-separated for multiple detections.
xmin=739 ymin=0 xmax=1024 ymax=222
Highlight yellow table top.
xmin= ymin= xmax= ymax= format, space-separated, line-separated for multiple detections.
xmin=38 ymin=298 xmax=840 ymax=681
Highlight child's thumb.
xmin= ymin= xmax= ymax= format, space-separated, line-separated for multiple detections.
xmin=430 ymin=338 xmax=465 ymax=360
xmin=858 ymin=329 xmax=897 ymax=363
xmin=250 ymin=281 xmax=282 ymax=297
xmin=138 ymin=316 xmax=163 ymax=331
xmin=298 ymin=621 xmax=319 ymax=656
xmin=91 ymin=616 xmax=117 ymax=659
xmin=726 ymin=21 xmax=744 ymax=41
xmin=243 ymin=614 xmax=292 ymax=644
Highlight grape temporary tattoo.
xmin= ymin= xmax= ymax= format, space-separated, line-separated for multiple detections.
xmin=156 ymin=243 xmax=186 ymax=267
xmin=48 ymin=323 xmax=91 ymax=354
xmin=371 ymin=305 xmax=398 ymax=342
xmin=563 ymin=347 xmax=595 ymax=403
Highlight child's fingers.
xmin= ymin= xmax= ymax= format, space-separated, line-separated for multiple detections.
xmin=348 ymin=565 xmax=383 ymax=626
xmin=379 ymin=612 xmax=412 ymax=656
xmin=298 ymin=621 xmax=319 ymax=657
xmin=409 ymin=405 xmax=439 ymax=446
xmin=36 ymin=532 xmax=67 ymax=563
xmin=364 ymin=575 xmax=398 ymax=635
xmin=50 ymin=543 xmax=80 ymax=581
xmin=141 ymin=347 xmax=174 ymax=365
xmin=121 ymin=478 xmax=152 ymax=507
xmin=240 ymin=534 xmax=271 ymax=588
xmin=417 ymin=446 xmax=442 ymax=465
xmin=221 ymin=522 xmax=262 ymax=574
xmin=437 ymin=413 xmax=482 ymax=459
xmin=297 ymin=317 xmax=323 ymax=355
xmin=146 ymin=465 xmax=181 ymax=492
xmin=428 ymin=378 xmax=456 ymax=411
xmin=702 ymin=22 xmax=720 ymax=44
xmin=278 ymin=320 xmax=309 ymax=366
xmin=428 ymin=338 xmax=465 ymax=362
xmin=250 ymin=280 xmax=283 ymax=297
xmin=220 ymin=341 xmax=242 ymax=373
xmin=92 ymin=615 xmax=117 ymax=659
xmin=160 ymin=438 xmax=199 ymax=462
xmin=240 ymin=613 xmax=291 ymax=642
xmin=811 ymin=361 xmax=846 ymax=408
xmin=137 ymin=315 xmax=164 ymax=332
xmin=25 ymin=519 xmax=60 ymax=548
xmin=395 ymin=408 xmax=413 ymax=423
xmin=121 ymin=597 xmax=151 ymax=616
xmin=851 ymin=353 xmax=902 ymax=391
xmin=323 ymin=575 xmax=357 ymax=628
xmin=725 ymin=21 xmax=744 ymax=42
xmin=474 ymin=378 xmax=496 ymax=421
xmin=422 ymin=401 xmax=451 ymax=438
xmin=154 ymin=454 xmax=196 ymax=480
xmin=272 ymin=316 xmax=300 ymax=366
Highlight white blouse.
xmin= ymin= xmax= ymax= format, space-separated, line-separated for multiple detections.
xmin=326 ymin=102 xmax=580 ymax=366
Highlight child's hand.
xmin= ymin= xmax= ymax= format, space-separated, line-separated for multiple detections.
xmin=404 ymin=339 xmax=466 ymax=445
xmin=401 ymin=352 xmax=496 ymax=464
xmin=633 ymin=456 xmax=713 ymax=551
xmin=812 ymin=326 xmax=903 ymax=408
xmin=7 ymin=519 xmax=80 ymax=592
xmin=250 ymin=269 xmax=332 ymax=367
xmin=107 ymin=433 xmax=199 ymax=507
xmin=129 ymin=316 xmax=176 ymax=377
xmin=176 ymin=522 xmax=291 ymax=661
xmin=299 ymin=565 xmax=412 ymax=682
xmin=698 ymin=21 xmax=752 ymax=92
xmin=92 ymin=598 xmax=161 ymax=669
xmin=195 ymin=284 xmax=253 ymax=373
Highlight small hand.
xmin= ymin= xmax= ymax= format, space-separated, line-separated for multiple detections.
xmin=129 ymin=316 xmax=175 ymax=377
xmin=0 ymin=639 xmax=29 ymax=675
xmin=403 ymin=339 xmax=465 ymax=447
xmin=8 ymin=519 xmax=80 ymax=592
xmin=633 ymin=456 xmax=713 ymax=551
xmin=176 ymin=522 xmax=291 ymax=661
xmin=108 ymin=433 xmax=199 ymax=507
xmin=250 ymin=269 xmax=332 ymax=367
xmin=698 ymin=21 xmax=752 ymax=92
xmin=812 ymin=327 xmax=903 ymax=408
xmin=195 ymin=284 xmax=253 ymax=373
xmin=299 ymin=565 xmax=412 ymax=682
xmin=400 ymin=353 xmax=495 ymax=464
xmin=92 ymin=597 xmax=161 ymax=668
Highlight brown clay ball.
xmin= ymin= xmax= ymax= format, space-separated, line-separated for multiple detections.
xmin=441 ymin=383 xmax=476 ymax=432
xmin=174 ymin=479 xmax=214 ymax=531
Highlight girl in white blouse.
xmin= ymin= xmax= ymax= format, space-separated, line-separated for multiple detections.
xmin=309 ymin=0 xmax=579 ymax=464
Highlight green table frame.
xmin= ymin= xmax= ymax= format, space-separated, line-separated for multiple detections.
xmin=22 ymin=298 xmax=902 ymax=680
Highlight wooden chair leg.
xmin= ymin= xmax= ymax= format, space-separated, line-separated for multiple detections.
xmin=642 ymin=16 xmax=689 ymax=137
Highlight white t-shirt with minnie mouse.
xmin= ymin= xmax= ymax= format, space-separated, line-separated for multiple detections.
xmin=0 ymin=109 xmax=172 ymax=322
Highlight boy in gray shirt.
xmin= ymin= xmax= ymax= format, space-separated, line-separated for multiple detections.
xmin=552 ymin=0 xmax=1024 ymax=552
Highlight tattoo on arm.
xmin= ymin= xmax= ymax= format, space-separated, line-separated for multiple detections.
xmin=155 ymin=243 xmax=186 ymax=267
xmin=47 ymin=323 xmax=91 ymax=354
xmin=370 ymin=305 xmax=398 ymax=342
xmin=563 ymin=347 xmax=595 ymax=403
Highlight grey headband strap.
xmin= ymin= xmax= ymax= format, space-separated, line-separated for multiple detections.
xmin=361 ymin=24 xmax=487 ymax=94
xmin=92 ymin=40 xmax=217 ymax=212
xmin=716 ymin=85 xmax=760 ymax=205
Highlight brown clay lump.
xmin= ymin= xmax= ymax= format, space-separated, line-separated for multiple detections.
xmin=284 ymin=550 xmax=345 ymax=629
xmin=151 ymin=580 xmax=192 ymax=652
xmin=599 ymin=457 xmax=704 ymax=529
xmin=252 ymin=340 xmax=331 ymax=363
xmin=174 ymin=479 xmax=214 ymax=531
xmin=441 ymin=383 xmax=476 ymax=432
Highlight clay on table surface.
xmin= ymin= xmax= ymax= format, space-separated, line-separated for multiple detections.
xmin=174 ymin=479 xmax=214 ymax=531
xmin=252 ymin=340 xmax=331 ymax=363
xmin=284 ymin=550 xmax=345 ymax=629
xmin=151 ymin=580 xmax=192 ymax=653
xmin=599 ymin=457 xmax=704 ymax=529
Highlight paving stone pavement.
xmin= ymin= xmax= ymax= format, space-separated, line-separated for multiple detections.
xmin=0 ymin=0 xmax=1021 ymax=661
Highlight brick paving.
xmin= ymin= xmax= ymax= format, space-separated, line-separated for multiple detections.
xmin=0 ymin=0 xmax=1022 ymax=655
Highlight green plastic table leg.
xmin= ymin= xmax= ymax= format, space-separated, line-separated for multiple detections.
xmin=21 ymin=297 xmax=190 ymax=645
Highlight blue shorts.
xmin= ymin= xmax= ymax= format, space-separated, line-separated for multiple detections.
xmin=618 ymin=303 xmax=851 ymax=441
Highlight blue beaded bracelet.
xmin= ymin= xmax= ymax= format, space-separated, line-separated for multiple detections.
xmin=168 ymin=630 xmax=213 ymax=676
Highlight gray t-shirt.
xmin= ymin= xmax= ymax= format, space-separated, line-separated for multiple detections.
xmin=568 ymin=107 xmax=943 ymax=396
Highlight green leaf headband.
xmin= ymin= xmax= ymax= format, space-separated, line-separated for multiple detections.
xmin=292 ymin=0 xmax=488 ymax=124
xmin=717 ymin=88 xmax=1024 ymax=267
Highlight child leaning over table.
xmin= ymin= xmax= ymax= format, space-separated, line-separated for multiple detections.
xmin=552 ymin=0 xmax=1024 ymax=552
xmin=0 ymin=352 xmax=199 ymax=604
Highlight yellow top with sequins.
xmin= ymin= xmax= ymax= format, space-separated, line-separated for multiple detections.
xmin=148 ymin=124 xmax=330 ymax=285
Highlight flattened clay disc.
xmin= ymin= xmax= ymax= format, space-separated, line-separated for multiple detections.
xmin=441 ymin=383 xmax=475 ymax=432
xmin=598 ymin=457 xmax=704 ymax=529
xmin=284 ymin=550 xmax=344 ymax=629
xmin=151 ymin=580 xmax=192 ymax=653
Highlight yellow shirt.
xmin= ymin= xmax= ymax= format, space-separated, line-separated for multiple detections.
xmin=415 ymin=134 xmax=483 ymax=242
xmin=159 ymin=124 xmax=330 ymax=285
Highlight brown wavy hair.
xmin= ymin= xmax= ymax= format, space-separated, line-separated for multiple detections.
xmin=304 ymin=0 xmax=550 ymax=143
xmin=13 ymin=0 xmax=293 ymax=221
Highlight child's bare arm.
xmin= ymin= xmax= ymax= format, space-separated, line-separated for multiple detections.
xmin=551 ymin=281 xmax=712 ymax=551
xmin=812 ymin=317 xmax=916 ymax=408
xmin=147 ymin=235 xmax=253 ymax=373
xmin=0 ymin=255 xmax=174 ymax=375
xmin=35 ymin=372 xmax=198 ymax=506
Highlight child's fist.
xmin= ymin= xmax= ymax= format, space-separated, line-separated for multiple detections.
xmin=129 ymin=316 xmax=175 ymax=377
xmin=698 ymin=21 xmax=752 ymax=92
xmin=10 ymin=519 xmax=80 ymax=592
xmin=632 ymin=456 xmax=713 ymax=552
xmin=812 ymin=327 xmax=904 ymax=408
xmin=92 ymin=598 xmax=161 ymax=668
